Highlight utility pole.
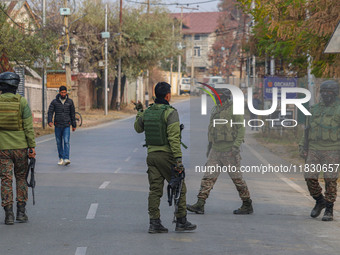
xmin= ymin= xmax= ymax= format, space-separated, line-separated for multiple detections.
xmin=177 ymin=6 xmax=198 ymax=88
xmin=251 ymin=0 xmax=256 ymax=87
xmin=170 ymin=23 xmax=174 ymax=86
xmin=104 ymin=4 xmax=108 ymax=115
xmin=42 ymin=0 xmax=46 ymax=128
xmin=176 ymin=6 xmax=184 ymax=95
xmin=117 ymin=0 xmax=122 ymax=110
xmin=64 ymin=0 xmax=72 ymax=93
xmin=145 ymin=0 xmax=150 ymax=104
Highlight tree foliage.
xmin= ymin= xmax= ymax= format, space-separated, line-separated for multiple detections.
xmin=236 ymin=0 xmax=340 ymax=77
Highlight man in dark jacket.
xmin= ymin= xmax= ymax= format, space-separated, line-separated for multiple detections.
xmin=48 ymin=86 xmax=76 ymax=166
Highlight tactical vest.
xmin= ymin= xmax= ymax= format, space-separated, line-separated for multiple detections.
xmin=143 ymin=104 xmax=171 ymax=146
xmin=208 ymin=103 xmax=237 ymax=143
xmin=0 ymin=94 xmax=23 ymax=131
xmin=309 ymin=100 xmax=340 ymax=142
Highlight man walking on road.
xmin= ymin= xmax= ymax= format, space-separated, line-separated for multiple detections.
xmin=48 ymin=86 xmax=76 ymax=166
xmin=299 ymin=80 xmax=340 ymax=221
xmin=187 ymin=88 xmax=253 ymax=215
xmin=0 ymin=72 xmax=36 ymax=225
xmin=134 ymin=82 xmax=196 ymax=233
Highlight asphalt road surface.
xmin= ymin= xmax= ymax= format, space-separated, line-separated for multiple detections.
xmin=1 ymin=98 xmax=339 ymax=255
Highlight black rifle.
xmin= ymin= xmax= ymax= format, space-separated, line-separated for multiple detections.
xmin=167 ymin=166 xmax=185 ymax=222
xmin=180 ymin=124 xmax=188 ymax=149
xmin=26 ymin=153 xmax=36 ymax=205
xmin=303 ymin=118 xmax=310 ymax=163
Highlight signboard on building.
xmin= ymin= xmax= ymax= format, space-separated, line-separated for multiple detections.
xmin=47 ymin=72 xmax=66 ymax=88
xmin=264 ymin=77 xmax=297 ymax=100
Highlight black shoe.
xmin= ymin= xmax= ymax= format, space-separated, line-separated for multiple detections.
xmin=311 ymin=194 xmax=326 ymax=218
xmin=322 ymin=202 xmax=333 ymax=222
xmin=16 ymin=202 xmax=28 ymax=223
xmin=4 ymin=205 xmax=14 ymax=225
xmin=148 ymin=219 xmax=168 ymax=234
xmin=233 ymin=199 xmax=253 ymax=214
xmin=187 ymin=198 xmax=205 ymax=214
xmin=175 ymin=217 xmax=197 ymax=232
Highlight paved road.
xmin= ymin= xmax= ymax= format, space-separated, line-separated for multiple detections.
xmin=0 ymin=98 xmax=339 ymax=255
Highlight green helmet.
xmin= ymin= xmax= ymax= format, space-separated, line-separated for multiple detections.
xmin=0 ymin=72 xmax=20 ymax=88
xmin=320 ymin=80 xmax=339 ymax=96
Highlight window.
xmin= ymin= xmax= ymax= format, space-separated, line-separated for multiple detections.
xmin=194 ymin=34 xmax=200 ymax=40
xmin=194 ymin=47 xmax=201 ymax=57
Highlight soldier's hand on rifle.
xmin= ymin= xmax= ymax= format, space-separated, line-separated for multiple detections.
xmin=231 ymin=146 xmax=240 ymax=157
xmin=134 ymin=101 xmax=143 ymax=112
xmin=175 ymin=157 xmax=185 ymax=173
xmin=28 ymin=148 xmax=36 ymax=159
xmin=299 ymin=146 xmax=307 ymax=159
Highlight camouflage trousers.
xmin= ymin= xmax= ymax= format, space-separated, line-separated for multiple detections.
xmin=0 ymin=149 xmax=28 ymax=207
xmin=197 ymin=148 xmax=250 ymax=201
xmin=304 ymin=150 xmax=340 ymax=203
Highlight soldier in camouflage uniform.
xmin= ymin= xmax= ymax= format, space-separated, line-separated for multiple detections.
xmin=187 ymin=88 xmax=253 ymax=215
xmin=299 ymin=80 xmax=340 ymax=221
xmin=0 ymin=72 xmax=36 ymax=225
xmin=134 ymin=82 xmax=196 ymax=233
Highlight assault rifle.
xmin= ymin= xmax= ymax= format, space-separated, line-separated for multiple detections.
xmin=167 ymin=166 xmax=185 ymax=223
xmin=26 ymin=150 xmax=36 ymax=205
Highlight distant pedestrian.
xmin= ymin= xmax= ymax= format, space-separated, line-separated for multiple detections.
xmin=0 ymin=72 xmax=36 ymax=225
xmin=48 ymin=86 xmax=76 ymax=166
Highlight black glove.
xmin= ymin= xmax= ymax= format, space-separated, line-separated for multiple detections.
xmin=299 ymin=146 xmax=307 ymax=159
xmin=231 ymin=146 xmax=240 ymax=157
xmin=175 ymin=157 xmax=185 ymax=173
xmin=134 ymin=101 xmax=143 ymax=112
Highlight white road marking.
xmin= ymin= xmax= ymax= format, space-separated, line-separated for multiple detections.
xmin=125 ymin=156 xmax=131 ymax=162
xmin=133 ymin=148 xmax=138 ymax=153
xmin=114 ymin=167 xmax=122 ymax=173
xmin=86 ymin=203 xmax=98 ymax=219
xmin=244 ymin=143 xmax=313 ymax=201
xmin=75 ymin=247 xmax=87 ymax=255
xmin=99 ymin=181 xmax=111 ymax=189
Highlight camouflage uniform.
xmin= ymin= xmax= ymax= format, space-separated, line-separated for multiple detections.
xmin=191 ymin=97 xmax=252 ymax=212
xmin=0 ymin=149 xmax=28 ymax=207
xmin=305 ymin=150 xmax=339 ymax=202
xmin=198 ymin=149 xmax=250 ymax=201
xmin=300 ymin=80 xmax=340 ymax=221
xmin=302 ymin=98 xmax=340 ymax=202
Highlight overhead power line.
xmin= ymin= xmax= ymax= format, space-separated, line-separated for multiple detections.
xmin=125 ymin=0 xmax=219 ymax=6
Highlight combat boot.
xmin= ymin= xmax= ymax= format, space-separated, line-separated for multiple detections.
xmin=148 ymin=219 xmax=168 ymax=234
xmin=16 ymin=202 xmax=28 ymax=223
xmin=233 ymin=199 xmax=253 ymax=215
xmin=175 ymin=217 xmax=197 ymax=232
xmin=322 ymin=202 xmax=334 ymax=222
xmin=186 ymin=198 xmax=205 ymax=214
xmin=4 ymin=205 xmax=14 ymax=225
xmin=310 ymin=194 xmax=326 ymax=218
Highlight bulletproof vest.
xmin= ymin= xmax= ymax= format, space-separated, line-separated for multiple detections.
xmin=0 ymin=94 xmax=23 ymax=131
xmin=309 ymin=100 xmax=340 ymax=142
xmin=143 ymin=104 xmax=171 ymax=146
xmin=208 ymin=102 xmax=237 ymax=143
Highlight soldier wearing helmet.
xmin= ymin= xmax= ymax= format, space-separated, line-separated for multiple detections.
xmin=0 ymin=72 xmax=36 ymax=225
xmin=299 ymin=80 xmax=340 ymax=221
xmin=187 ymin=87 xmax=253 ymax=215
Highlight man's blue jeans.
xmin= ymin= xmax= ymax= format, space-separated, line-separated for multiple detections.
xmin=55 ymin=127 xmax=70 ymax=160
